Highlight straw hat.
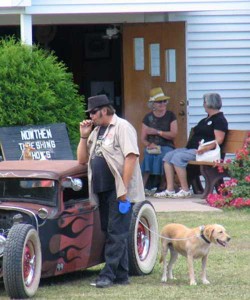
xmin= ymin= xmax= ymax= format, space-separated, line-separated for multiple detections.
xmin=148 ymin=87 xmax=170 ymax=102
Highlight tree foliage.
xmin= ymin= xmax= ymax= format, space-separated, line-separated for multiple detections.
xmin=0 ymin=37 xmax=85 ymax=150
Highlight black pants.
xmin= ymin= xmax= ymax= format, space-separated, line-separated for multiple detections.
xmin=98 ymin=189 xmax=132 ymax=281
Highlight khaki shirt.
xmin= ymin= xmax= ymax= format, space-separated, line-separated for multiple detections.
xmin=87 ymin=114 xmax=145 ymax=204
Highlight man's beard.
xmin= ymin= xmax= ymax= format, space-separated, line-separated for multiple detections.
xmin=93 ymin=111 xmax=103 ymax=125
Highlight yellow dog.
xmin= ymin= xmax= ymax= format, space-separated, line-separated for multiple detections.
xmin=160 ymin=223 xmax=230 ymax=285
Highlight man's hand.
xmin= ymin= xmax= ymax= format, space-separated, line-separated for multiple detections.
xmin=118 ymin=195 xmax=127 ymax=202
xmin=80 ymin=120 xmax=93 ymax=137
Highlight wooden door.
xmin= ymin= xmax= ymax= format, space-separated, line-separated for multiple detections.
xmin=123 ymin=22 xmax=187 ymax=156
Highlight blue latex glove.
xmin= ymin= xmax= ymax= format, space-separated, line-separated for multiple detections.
xmin=118 ymin=198 xmax=131 ymax=214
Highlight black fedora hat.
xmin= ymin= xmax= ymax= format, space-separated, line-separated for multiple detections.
xmin=86 ymin=94 xmax=111 ymax=112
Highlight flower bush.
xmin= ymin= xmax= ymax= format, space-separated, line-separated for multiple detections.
xmin=206 ymin=133 xmax=250 ymax=208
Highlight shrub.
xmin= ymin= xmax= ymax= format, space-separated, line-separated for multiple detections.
xmin=0 ymin=37 xmax=85 ymax=151
xmin=206 ymin=134 xmax=250 ymax=208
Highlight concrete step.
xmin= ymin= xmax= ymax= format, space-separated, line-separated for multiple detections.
xmin=146 ymin=194 xmax=221 ymax=212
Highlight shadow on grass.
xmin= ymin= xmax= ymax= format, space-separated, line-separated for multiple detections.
xmin=40 ymin=268 xmax=101 ymax=287
xmin=0 ymin=267 xmax=102 ymax=298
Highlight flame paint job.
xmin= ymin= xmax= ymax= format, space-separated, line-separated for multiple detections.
xmin=0 ymin=160 xmax=106 ymax=279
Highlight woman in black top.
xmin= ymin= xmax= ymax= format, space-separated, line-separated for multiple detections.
xmin=154 ymin=93 xmax=228 ymax=198
xmin=141 ymin=87 xmax=178 ymax=193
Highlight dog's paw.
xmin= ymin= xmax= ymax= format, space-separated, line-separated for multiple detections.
xmin=161 ymin=276 xmax=167 ymax=283
xmin=190 ymin=280 xmax=197 ymax=286
xmin=202 ymin=279 xmax=210 ymax=285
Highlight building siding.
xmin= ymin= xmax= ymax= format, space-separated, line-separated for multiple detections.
xmin=169 ymin=11 xmax=250 ymax=131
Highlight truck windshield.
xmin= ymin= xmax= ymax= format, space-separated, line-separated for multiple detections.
xmin=0 ymin=178 xmax=57 ymax=206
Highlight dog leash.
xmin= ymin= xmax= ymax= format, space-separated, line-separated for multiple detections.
xmin=135 ymin=212 xmax=201 ymax=241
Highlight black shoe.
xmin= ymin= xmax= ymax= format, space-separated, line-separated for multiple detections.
xmin=90 ymin=276 xmax=103 ymax=287
xmin=90 ymin=279 xmax=98 ymax=287
xmin=114 ymin=278 xmax=130 ymax=285
xmin=96 ymin=277 xmax=113 ymax=288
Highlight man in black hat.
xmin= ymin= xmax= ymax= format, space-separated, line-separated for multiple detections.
xmin=77 ymin=94 xmax=144 ymax=288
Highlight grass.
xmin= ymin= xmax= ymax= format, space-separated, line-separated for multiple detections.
xmin=0 ymin=209 xmax=249 ymax=299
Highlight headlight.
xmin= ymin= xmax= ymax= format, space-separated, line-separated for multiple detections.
xmin=0 ymin=235 xmax=6 ymax=257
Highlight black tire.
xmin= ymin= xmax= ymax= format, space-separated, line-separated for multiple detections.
xmin=128 ymin=200 xmax=158 ymax=275
xmin=3 ymin=224 xmax=42 ymax=299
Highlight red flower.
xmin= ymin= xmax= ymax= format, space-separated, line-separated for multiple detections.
xmin=235 ymin=148 xmax=249 ymax=160
xmin=231 ymin=198 xmax=250 ymax=208
xmin=217 ymin=165 xmax=224 ymax=173
xmin=245 ymin=175 xmax=250 ymax=183
xmin=224 ymin=178 xmax=238 ymax=187
xmin=207 ymin=194 xmax=227 ymax=208
xmin=206 ymin=141 xmax=250 ymax=209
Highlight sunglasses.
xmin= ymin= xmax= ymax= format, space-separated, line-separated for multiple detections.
xmin=89 ymin=108 xmax=100 ymax=115
xmin=156 ymin=100 xmax=168 ymax=104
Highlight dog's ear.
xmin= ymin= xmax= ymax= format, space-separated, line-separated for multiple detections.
xmin=204 ymin=225 xmax=215 ymax=242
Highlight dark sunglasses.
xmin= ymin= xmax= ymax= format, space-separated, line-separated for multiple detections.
xmin=89 ymin=108 xmax=100 ymax=115
xmin=156 ymin=100 xmax=168 ymax=104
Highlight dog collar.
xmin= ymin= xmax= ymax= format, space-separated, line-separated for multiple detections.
xmin=200 ymin=225 xmax=211 ymax=244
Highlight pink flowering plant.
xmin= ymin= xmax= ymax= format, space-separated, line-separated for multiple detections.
xmin=207 ymin=134 xmax=250 ymax=208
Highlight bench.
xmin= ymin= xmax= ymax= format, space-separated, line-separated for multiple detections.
xmin=187 ymin=129 xmax=249 ymax=198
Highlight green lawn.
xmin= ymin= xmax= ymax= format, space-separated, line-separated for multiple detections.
xmin=0 ymin=209 xmax=249 ymax=300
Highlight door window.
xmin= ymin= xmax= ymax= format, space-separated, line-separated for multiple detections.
xmin=134 ymin=37 xmax=144 ymax=70
xmin=150 ymin=43 xmax=160 ymax=76
xmin=165 ymin=49 xmax=176 ymax=82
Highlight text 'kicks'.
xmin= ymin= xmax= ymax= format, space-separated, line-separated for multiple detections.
xmin=173 ymin=189 xmax=192 ymax=198
xmin=153 ymin=189 xmax=175 ymax=198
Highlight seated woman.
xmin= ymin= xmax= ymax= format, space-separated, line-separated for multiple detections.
xmin=141 ymin=87 xmax=178 ymax=193
xmin=154 ymin=92 xmax=228 ymax=198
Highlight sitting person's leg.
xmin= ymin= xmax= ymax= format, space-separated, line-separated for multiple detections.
xmin=158 ymin=146 xmax=175 ymax=191
xmin=170 ymin=149 xmax=196 ymax=198
xmin=154 ymin=148 xmax=196 ymax=198
xmin=142 ymin=146 xmax=173 ymax=193
xmin=165 ymin=162 xmax=175 ymax=192
xmin=141 ymin=148 xmax=153 ymax=188
xmin=154 ymin=161 xmax=176 ymax=197
xmin=154 ymin=149 xmax=179 ymax=197
xmin=174 ymin=166 xmax=190 ymax=193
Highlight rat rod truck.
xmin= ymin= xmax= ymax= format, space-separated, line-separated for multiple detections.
xmin=0 ymin=160 xmax=158 ymax=299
